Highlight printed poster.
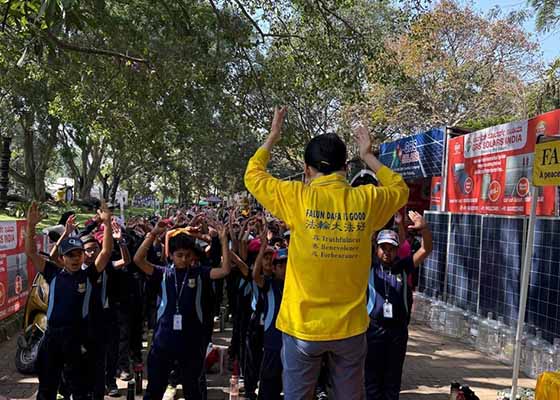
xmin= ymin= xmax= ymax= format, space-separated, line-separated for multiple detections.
xmin=534 ymin=141 xmax=560 ymax=186
xmin=430 ymin=177 xmax=443 ymax=211
xmin=0 ymin=220 xmax=41 ymax=321
xmin=446 ymin=110 xmax=560 ymax=215
xmin=379 ymin=128 xmax=445 ymax=180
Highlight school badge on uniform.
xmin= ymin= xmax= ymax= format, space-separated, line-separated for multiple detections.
xmin=78 ymin=283 xmax=86 ymax=293
xmin=188 ymin=278 xmax=196 ymax=288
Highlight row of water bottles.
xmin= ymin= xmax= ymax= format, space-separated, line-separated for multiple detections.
xmin=412 ymin=290 xmax=560 ymax=378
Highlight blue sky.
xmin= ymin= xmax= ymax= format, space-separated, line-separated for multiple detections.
xmin=474 ymin=0 xmax=559 ymax=63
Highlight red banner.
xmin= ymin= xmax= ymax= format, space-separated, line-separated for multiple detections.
xmin=0 ymin=221 xmax=41 ymax=321
xmin=406 ymin=178 xmax=431 ymax=212
xmin=446 ymin=110 xmax=560 ymax=215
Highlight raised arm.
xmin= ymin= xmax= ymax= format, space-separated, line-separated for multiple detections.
xmin=25 ymin=202 xmax=46 ymax=273
xmin=133 ymin=221 xmax=168 ymax=276
xmin=228 ymin=209 xmax=240 ymax=254
xmin=50 ymin=214 xmax=78 ymax=258
xmin=239 ymin=218 xmax=255 ymax=262
xmin=408 ymin=211 xmax=433 ymax=267
xmin=353 ymin=123 xmax=409 ymax=229
xmin=244 ymin=107 xmax=300 ymax=222
xmin=230 ymin=250 xmax=250 ymax=278
xmin=209 ymin=222 xmax=231 ymax=280
xmin=252 ymin=225 xmax=269 ymax=288
xmin=111 ymin=221 xmax=131 ymax=269
xmin=95 ymin=203 xmax=114 ymax=272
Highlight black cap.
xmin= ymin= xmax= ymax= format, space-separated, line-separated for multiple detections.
xmin=59 ymin=237 xmax=84 ymax=255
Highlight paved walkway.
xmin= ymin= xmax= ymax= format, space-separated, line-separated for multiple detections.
xmin=0 ymin=323 xmax=536 ymax=399
xmin=401 ymin=323 xmax=535 ymax=400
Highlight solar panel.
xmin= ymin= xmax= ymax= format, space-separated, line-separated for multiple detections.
xmin=478 ymin=216 xmax=525 ymax=326
xmin=446 ymin=214 xmax=482 ymax=310
xmin=420 ymin=211 xmax=449 ymax=297
xmin=527 ymin=218 xmax=560 ymax=342
xmin=419 ymin=212 xmax=560 ymax=340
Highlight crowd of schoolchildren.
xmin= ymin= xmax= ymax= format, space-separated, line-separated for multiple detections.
xmin=24 ymin=193 xmax=432 ymax=400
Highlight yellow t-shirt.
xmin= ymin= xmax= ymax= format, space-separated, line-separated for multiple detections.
xmin=244 ymin=148 xmax=409 ymax=341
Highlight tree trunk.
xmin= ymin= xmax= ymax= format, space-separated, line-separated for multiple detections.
xmin=77 ymin=141 xmax=104 ymax=200
xmin=0 ymin=137 xmax=12 ymax=209
xmin=109 ymin=174 xmax=121 ymax=203
xmin=178 ymin=174 xmax=189 ymax=206
xmin=98 ymin=173 xmax=110 ymax=200
xmin=22 ymin=126 xmax=36 ymax=199
xmin=33 ymin=176 xmax=47 ymax=201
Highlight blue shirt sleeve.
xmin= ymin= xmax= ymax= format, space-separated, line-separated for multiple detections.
xmin=150 ymin=265 xmax=166 ymax=284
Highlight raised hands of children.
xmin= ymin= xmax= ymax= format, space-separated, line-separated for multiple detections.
xmin=97 ymin=201 xmax=112 ymax=224
xmin=112 ymin=221 xmax=122 ymax=241
xmin=208 ymin=220 xmax=227 ymax=240
xmin=216 ymin=221 xmax=228 ymax=241
xmin=26 ymin=201 xmax=44 ymax=227
xmin=64 ymin=214 xmax=78 ymax=236
xmin=259 ymin=222 xmax=268 ymax=246
xmin=407 ymin=210 xmax=427 ymax=231
xmin=190 ymin=213 xmax=205 ymax=228
xmin=151 ymin=219 xmax=169 ymax=236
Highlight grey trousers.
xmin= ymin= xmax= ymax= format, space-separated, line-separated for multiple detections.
xmin=281 ymin=333 xmax=367 ymax=400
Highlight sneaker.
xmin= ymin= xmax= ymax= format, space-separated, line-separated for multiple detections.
xmin=119 ymin=371 xmax=132 ymax=381
xmin=107 ymin=383 xmax=120 ymax=397
xmin=316 ymin=390 xmax=328 ymax=400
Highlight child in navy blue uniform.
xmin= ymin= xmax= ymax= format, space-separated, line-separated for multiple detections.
xmin=25 ymin=202 xmax=114 ymax=400
xmin=365 ymin=211 xmax=432 ymax=400
xmin=134 ymin=219 xmax=231 ymax=400
xmin=253 ymin=226 xmax=287 ymax=400
xmin=82 ymin=221 xmax=130 ymax=399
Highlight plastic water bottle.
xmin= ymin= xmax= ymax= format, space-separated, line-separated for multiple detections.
xmin=438 ymin=296 xmax=448 ymax=333
xmin=476 ymin=312 xmax=493 ymax=353
xmin=429 ymin=295 xmax=444 ymax=332
xmin=229 ymin=375 xmax=239 ymax=400
xmin=467 ymin=307 xmax=480 ymax=347
xmin=133 ymin=363 xmax=144 ymax=395
xmin=445 ymin=299 xmax=463 ymax=338
xmin=520 ymin=325 xmax=533 ymax=373
xmin=487 ymin=316 xmax=502 ymax=356
xmin=542 ymin=337 xmax=560 ymax=372
xmin=127 ymin=380 xmax=135 ymax=400
xmin=229 ymin=360 xmax=240 ymax=400
xmin=499 ymin=321 xmax=515 ymax=365
xmin=524 ymin=329 xmax=545 ymax=378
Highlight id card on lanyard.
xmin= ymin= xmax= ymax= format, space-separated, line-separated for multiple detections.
xmin=383 ymin=269 xmax=393 ymax=319
xmin=383 ymin=299 xmax=393 ymax=319
xmin=173 ymin=268 xmax=190 ymax=331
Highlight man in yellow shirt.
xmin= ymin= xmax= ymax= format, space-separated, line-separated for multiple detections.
xmin=244 ymin=107 xmax=409 ymax=400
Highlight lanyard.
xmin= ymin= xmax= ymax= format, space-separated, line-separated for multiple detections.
xmin=173 ymin=267 xmax=189 ymax=314
xmin=382 ymin=265 xmax=392 ymax=301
